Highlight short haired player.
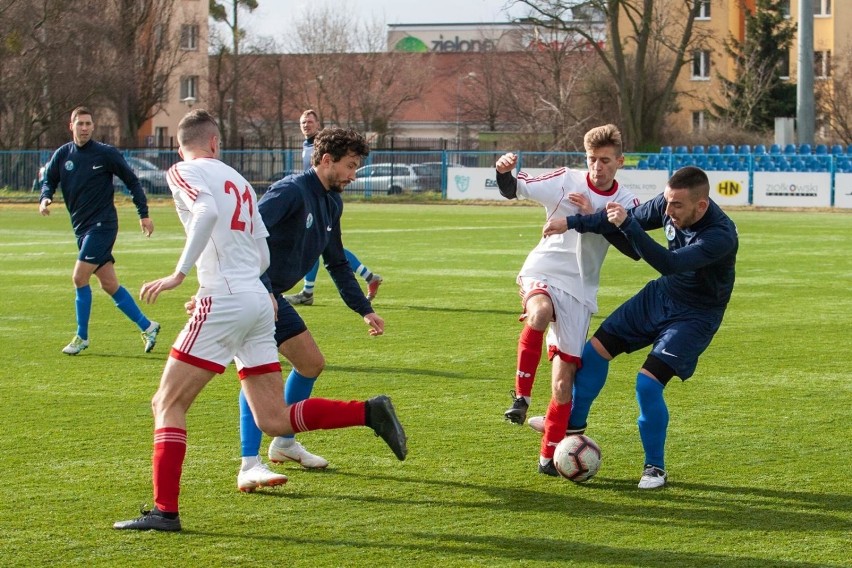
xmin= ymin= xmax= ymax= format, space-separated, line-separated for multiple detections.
xmin=541 ymin=165 xmax=738 ymax=488
xmin=496 ymin=124 xmax=640 ymax=476
xmin=113 ymin=110 xmax=407 ymax=532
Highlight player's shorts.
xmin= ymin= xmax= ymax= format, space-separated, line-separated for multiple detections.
xmin=170 ymin=291 xmax=281 ymax=378
xmin=518 ymin=276 xmax=591 ymax=363
xmin=76 ymin=224 xmax=117 ymax=267
xmin=598 ymin=280 xmax=725 ymax=380
xmin=274 ymin=295 xmax=309 ymax=346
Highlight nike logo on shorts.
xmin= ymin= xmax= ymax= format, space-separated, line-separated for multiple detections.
xmin=93 ymin=165 xmax=103 ymax=170
xmin=84 ymin=255 xmax=96 ymax=260
xmin=661 ymin=348 xmax=678 ymax=358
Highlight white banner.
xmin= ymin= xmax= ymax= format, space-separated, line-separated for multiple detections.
xmin=707 ymin=171 xmax=750 ymax=206
xmin=446 ymin=167 xmax=502 ymax=200
xmin=614 ymin=170 xmax=667 ymax=203
xmin=833 ymin=173 xmax=852 ymax=209
xmin=753 ymin=172 xmax=832 ymax=207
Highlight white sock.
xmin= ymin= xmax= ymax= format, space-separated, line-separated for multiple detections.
xmin=241 ymin=455 xmax=261 ymax=470
xmin=539 ymin=456 xmax=552 ymax=467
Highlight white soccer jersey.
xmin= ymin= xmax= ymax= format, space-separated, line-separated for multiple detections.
xmin=167 ymin=158 xmax=269 ymax=297
xmin=516 ymin=167 xmax=638 ymax=312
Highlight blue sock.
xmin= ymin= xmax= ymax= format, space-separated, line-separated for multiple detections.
xmin=636 ymin=372 xmax=668 ymax=469
xmin=281 ymin=369 xmax=317 ymax=441
xmin=569 ymin=340 xmax=609 ymax=429
xmin=111 ymin=286 xmax=151 ymax=330
xmin=239 ymin=389 xmax=263 ymax=457
xmin=75 ymin=285 xmax=92 ymax=340
xmin=345 ymin=249 xmax=372 ymax=281
xmin=303 ymin=260 xmax=320 ymax=294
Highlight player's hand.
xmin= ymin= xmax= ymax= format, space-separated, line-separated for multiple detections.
xmin=605 ymin=202 xmax=627 ymax=227
xmin=495 ymin=153 xmax=518 ymax=174
xmin=39 ymin=198 xmax=51 ymax=216
xmin=184 ymin=295 xmax=196 ymax=315
xmin=140 ymin=272 xmax=186 ymax=304
xmin=568 ymin=192 xmax=593 ymax=215
xmin=140 ymin=217 xmax=154 ymax=237
xmin=542 ymin=218 xmax=568 ymax=237
xmin=364 ymin=313 xmax=384 ymax=336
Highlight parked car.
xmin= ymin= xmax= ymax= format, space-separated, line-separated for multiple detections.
xmin=411 ymin=162 xmax=449 ymax=190
xmin=114 ymin=157 xmax=170 ymax=194
xmin=347 ymin=163 xmax=423 ymax=195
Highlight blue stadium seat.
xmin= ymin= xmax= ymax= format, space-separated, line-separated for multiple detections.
xmin=692 ymin=145 xmax=705 ymax=154
xmin=722 ymin=144 xmax=736 ymax=155
xmin=784 ymin=144 xmax=797 ymax=155
xmin=660 ymin=146 xmax=672 ymax=154
xmin=798 ymin=144 xmax=812 ymax=155
xmin=839 ymin=158 xmax=852 ymax=173
xmin=847 ymin=145 xmax=852 ymax=156
xmin=815 ymin=144 xmax=828 ymax=155
xmin=707 ymin=144 xmax=720 ymax=154
xmin=637 ymin=159 xmax=649 ymax=170
xmin=831 ymin=144 xmax=844 ymax=155
xmin=738 ymin=144 xmax=751 ymax=155
xmin=675 ymin=145 xmax=689 ymax=154
xmin=769 ymin=144 xmax=781 ymax=155
xmin=753 ymin=144 xmax=767 ymax=155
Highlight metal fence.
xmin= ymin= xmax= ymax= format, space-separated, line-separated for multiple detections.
xmin=6 ymin=147 xmax=852 ymax=198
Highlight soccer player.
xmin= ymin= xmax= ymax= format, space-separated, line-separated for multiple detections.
xmin=38 ymin=106 xmax=160 ymax=355
xmin=496 ymin=124 xmax=640 ymax=476
xmin=233 ymin=126 xmax=389 ymax=491
xmin=284 ymin=109 xmax=382 ymax=306
xmin=541 ymin=165 xmax=738 ymax=488
xmin=113 ymin=110 xmax=407 ymax=532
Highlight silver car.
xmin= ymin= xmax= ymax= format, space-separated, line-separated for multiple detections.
xmin=347 ymin=163 xmax=423 ymax=195
xmin=114 ymin=157 xmax=170 ymax=194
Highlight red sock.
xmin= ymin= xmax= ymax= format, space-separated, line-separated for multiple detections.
xmin=540 ymin=399 xmax=571 ymax=460
xmin=289 ymin=398 xmax=366 ymax=433
xmin=152 ymin=427 xmax=186 ymax=514
xmin=516 ymin=326 xmax=544 ymax=397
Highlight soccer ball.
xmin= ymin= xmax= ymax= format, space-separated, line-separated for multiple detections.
xmin=553 ymin=434 xmax=602 ymax=482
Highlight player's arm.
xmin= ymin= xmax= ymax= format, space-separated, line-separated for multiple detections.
xmin=495 ymin=153 xmax=518 ymax=199
xmin=39 ymin=151 xmax=63 ymax=215
xmin=141 ymin=192 xmax=217 ymax=303
xmin=324 ymin=230 xmax=374 ymax=317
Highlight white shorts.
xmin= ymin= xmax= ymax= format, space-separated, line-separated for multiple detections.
xmin=170 ymin=291 xmax=281 ymax=377
xmin=518 ymin=276 xmax=592 ymax=361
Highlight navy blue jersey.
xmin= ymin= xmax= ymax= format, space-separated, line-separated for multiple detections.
xmin=257 ymin=169 xmax=373 ymax=316
xmin=40 ymin=140 xmax=148 ymax=236
xmin=568 ymin=194 xmax=738 ymax=310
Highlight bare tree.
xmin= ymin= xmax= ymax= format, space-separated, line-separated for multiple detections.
xmin=511 ymin=0 xmax=708 ymax=149
xmin=815 ymin=45 xmax=852 ymax=145
xmin=210 ymin=0 xmax=258 ymax=147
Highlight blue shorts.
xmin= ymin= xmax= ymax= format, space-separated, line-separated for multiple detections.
xmin=599 ymin=280 xmax=725 ymax=380
xmin=76 ymin=225 xmax=117 ymax=267
xmin=274 ymin=295 xmax=308 ymax=346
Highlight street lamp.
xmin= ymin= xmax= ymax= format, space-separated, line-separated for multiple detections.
xmin=181 ymin=96 xmax=196 ymax=109
xmin=455 ymin=72 xmax=477 ymax=149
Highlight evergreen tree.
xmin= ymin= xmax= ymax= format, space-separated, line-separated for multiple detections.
xmin=713 ymin=0 xmax=796 ymax=131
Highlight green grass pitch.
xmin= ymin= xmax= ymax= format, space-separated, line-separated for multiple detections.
xmin=0 ymin=201 xmax=849 ymax=567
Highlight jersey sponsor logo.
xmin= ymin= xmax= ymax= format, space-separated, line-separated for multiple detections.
xmin=64 ymin=160 xmax=74 ymax=171
xmin=92 ymin=165 xmax=103 ymax=170
xmin=664 ymin=223 xmax=676 ymax=241
xmin=306 ymin=213 xmax=314 ymax=229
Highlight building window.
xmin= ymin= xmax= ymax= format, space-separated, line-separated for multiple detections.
xmin=155 ymin=127 xmax=168 ymax=148
xmin=180 ymin=76 xmax=198 ymax=100
xmin=692 ymin=50 xmax=711 ymax=79
xmin=696 ymin=0 xmax=711 ymax=19
xmin=814 ymin=0 xmax=831 ymax=17
xmin=815 ymin=50 xmax=831 ymax=78
xmin=780 ymin=0 xmax=791 ymax=17
xmin=180 ymin=24 xmax=199 ymax=50
xmin=692 ymin=110 xmax=706 ymax=132
xmin=779 ymin=49 xmax=790 ymax=79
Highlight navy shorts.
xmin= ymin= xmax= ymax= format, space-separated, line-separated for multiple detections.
xmin=274 ymin=294 xmax=308 ymax=346
xmin=76 ymin=225 xmax=117 ymax=267
xmin=598 ymin=280 xmax=725 ymax=380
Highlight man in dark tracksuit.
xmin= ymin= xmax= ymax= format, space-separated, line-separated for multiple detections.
xmin=39 ymin=106 xmax=160 ymax=356
xmin=542 ymin=166 xmax=738 ymax=489
xmin=234 ymin=126 xmax=387 ymax=492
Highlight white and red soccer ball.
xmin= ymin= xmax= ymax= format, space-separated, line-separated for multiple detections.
xmin=553 ymin=434 xmax=602 ymax=482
